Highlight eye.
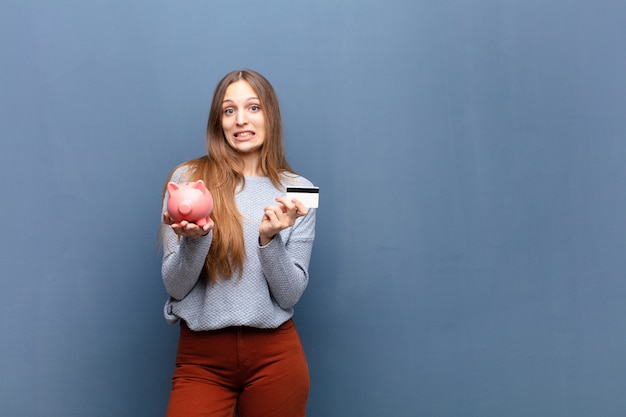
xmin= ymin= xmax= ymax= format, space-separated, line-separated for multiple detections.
xmin=224 ymin=108 xmax=235 ymax=115
xmin=250 ymin=104 xmax=260 ymax=112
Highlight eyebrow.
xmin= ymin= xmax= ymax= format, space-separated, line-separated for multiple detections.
xmin=222 ymin=97 xmax=260 ymax=104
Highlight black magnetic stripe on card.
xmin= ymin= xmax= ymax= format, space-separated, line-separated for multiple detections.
xmin=286 ymin=187 xmax=319 ymax=193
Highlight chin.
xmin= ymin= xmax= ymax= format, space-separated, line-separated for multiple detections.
xmin=235 ymin=143 xmax=263 ymax=153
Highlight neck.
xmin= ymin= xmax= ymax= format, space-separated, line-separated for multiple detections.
xmin=240 ymin=152 xmax=263 ymax=177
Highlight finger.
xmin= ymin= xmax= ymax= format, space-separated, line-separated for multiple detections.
xmin=265 ymin=205 xmax=287 ymax=220
xmin=291 ymin=198 xmax=309 ymax=217
xmin=184 ymin=223 xmax=203 ymax=234
xmin=170 ymin=224 xmax=185 ymax=236
xmin=264 ymin=208 xmax=280 ymax=224
xmin=202 ymin=220 xmax=214 ymax=234
xmin=274 ymin=196 xmax=297 ymax=213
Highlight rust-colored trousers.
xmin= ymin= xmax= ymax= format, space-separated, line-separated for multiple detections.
xmin=166 ymin=319 xmax=309 ymax=417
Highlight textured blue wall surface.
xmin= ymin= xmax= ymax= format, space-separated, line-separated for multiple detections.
xmin=1 ymin=1 xmax=625 ymax=416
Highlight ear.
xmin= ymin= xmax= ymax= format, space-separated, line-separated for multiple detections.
xmin=192 ymin=180 xmax=206 ymax=191
xmin=167 ymin=182 xmax=180 ymax=194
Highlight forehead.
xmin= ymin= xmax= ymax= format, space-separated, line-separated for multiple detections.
xmin=223 ymin=80 xmax=258 ymax=102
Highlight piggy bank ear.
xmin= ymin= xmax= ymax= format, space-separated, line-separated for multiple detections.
xmin=167 ymin=182 xmax=180 ymax=194
xmin=192 ymin=180 xmax=206 ymax=191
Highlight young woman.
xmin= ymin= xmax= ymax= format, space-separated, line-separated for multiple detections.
xmin=159 ymin=69 xmax=316 ymax=417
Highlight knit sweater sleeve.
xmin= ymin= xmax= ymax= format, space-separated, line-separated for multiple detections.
xmin=160 ymin=167 xmax=212 ymax=300
xmin=257 ymin=207 xmax=316 ymax=309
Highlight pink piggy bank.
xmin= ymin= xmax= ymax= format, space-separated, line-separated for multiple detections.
xmin=167 ymin=180 xmax=214 ymax=226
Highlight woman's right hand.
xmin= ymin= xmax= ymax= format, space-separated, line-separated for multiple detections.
xmin=163 ymin=212 xmax=214 ymax=239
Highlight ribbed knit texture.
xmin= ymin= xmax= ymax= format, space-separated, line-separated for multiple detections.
xmin=160 ymin=166 xmax=316 ymax=331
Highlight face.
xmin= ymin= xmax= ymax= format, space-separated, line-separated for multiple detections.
xmin=221 ymin=80 xmax=266 ymax=156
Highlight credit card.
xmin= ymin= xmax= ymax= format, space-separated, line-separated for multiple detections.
xmin=286 ymin=186 xmax=319 ymax=208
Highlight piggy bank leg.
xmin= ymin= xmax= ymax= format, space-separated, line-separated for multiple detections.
xmin=196 ymin=218 xmax=208 ymax=227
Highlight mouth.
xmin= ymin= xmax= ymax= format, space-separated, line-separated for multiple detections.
xmin=234 ymin=131 xmax=255 ymax=140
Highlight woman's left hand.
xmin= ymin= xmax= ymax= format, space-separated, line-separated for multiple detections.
xmin=259 ymin=196 xmax=308 ymax=245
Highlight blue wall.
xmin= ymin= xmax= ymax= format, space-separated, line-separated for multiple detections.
xmin=1 ymin=1 xmax=625 ymax=416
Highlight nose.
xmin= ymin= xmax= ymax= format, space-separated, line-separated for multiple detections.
xmin=236 ymin=110 xmax=247 ymax=126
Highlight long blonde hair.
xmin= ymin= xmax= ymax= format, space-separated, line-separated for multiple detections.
xmin=164 ymin=69 xmax=295 ymax=282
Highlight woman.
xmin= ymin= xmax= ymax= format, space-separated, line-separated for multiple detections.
xmin=159 ymin=69 xmax=316 ymax=417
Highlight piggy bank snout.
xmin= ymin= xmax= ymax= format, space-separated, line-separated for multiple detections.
xmin=178 ymin=201 xmax=193 ymax=215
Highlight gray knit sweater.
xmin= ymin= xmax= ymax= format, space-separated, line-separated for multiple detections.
xmin=160 ymin=166 xmax=316 ymax=331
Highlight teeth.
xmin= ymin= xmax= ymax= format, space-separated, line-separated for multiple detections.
xmin=236 ymin=132 xmax=252 ymax=137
